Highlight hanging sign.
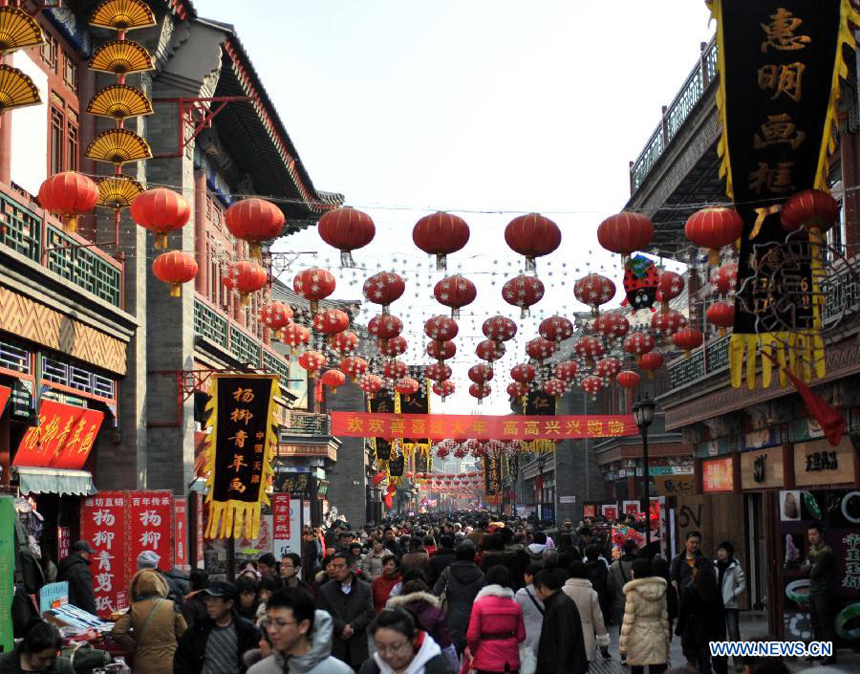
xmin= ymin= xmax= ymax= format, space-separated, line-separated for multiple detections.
xmin=129 ymin=491 xmax=174 ymax=573
xmin=174 ymin=497 xmax=188 ymax=570
xmin=80 ymin=492 xmax=128 ymax=617
xmin=400 ymin=377 xmax=430 ymax=447
xmin=204 ymin=375 xmax=279 ymax=539
xmin=332 ymin=412 xmax=637 ymax=440
xmin=524 ymin=391 xmax=557 ymax=452
xmin=272 ymin=494 xmax=302 ymax=557
xmin=709 ymin=0 xmax=860 ymax=388
xmin=14 ymin=401 xmax=104 ymax=469
xmin=484 ymin=455 xmax=503 ymax=496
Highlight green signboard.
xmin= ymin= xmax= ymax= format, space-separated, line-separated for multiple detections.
xmin=0 ymin=495 xmax=15 ymax=652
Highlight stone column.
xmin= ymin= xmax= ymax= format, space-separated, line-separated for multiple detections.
xmin=326 ymin=382 xmax=368 ymax=526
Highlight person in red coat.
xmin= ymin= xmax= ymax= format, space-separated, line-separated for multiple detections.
xmin=371 ymin=555 xmax=402 ymax=613
xmin=465 ymin=565 xmax=526 ymax=674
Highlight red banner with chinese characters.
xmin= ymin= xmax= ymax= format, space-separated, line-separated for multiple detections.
xmin=0 ymin=385 xmax=10 ymax=415
xmin=174 ymin=497 xmax=188 ymax=570
xmin=129 ymin=491 xmax=174 ymax=574
xmin=14 ymin=401 xmax=104 ymax=469
xmin=331 ymin=412 xmax=637 ymax=440
xmin=80 ymin=492 xmax=128 ymax=617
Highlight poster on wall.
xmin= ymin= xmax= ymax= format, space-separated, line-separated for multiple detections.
xmin=779 ymin=489 xmax=860 ymax=645
xmin=272 ymin=495 xmax=303 ymax=557
xmin=174 ymin=497 xmax=188 ymax=571
xmin=601 ymin=504 xmax=618 ymax=521
xmin=583 ymin=504 xmax=597 ymax=518
xmin=80 ymin=492 xmax=128 ymax=617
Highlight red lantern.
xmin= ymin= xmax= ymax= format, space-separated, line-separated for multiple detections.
xmin=425 ymin=363 xmax=452 ymax=381
xmin=656 ymin=270 xmax=685 ymax=311
xmin=469 ymin=382 xmax=491 ymax=403
xmin=623 ymin=332 xmax=655 ymax=357
xmin=711 ymin=263 xmax=738 ymax=297
xmin=298 ymin=350 xmax=326 ymax=373
xmin=482 ymin=315 xmax=518 ymax=343
xmin=596 ymin=357 xmax=622 ymax=379
xmin=650 ymin=309 xmax=687 ymax=337
xmin=543 ymin=378 xmax=566 ymax=398
xmin=363 ymin=272 xmax=405 ymax=312
xmin=312 ymin=309 xmax=350 ymax=336
xmin=468 ymin=363 xmax=493 ymax=384
xmin=685 ymin=207 xmax=744 ymax=266
xmin=38 ymin=171 xmax=98 ymax=234
xmin=383 ymin=359 xmax=407 ymax=380
xmin=424 ymin=315 xmax=459 ymax=341
xmin=223 ymin=260 xmax=268 ymax=304
xmin=318 ymin=206 xmax=375 ymax=267
xmin=293 ymin=268 xmax=336 ymax=312
xmin=427 ymin=340 xmax=456 ymax=361
xmin=573 ymin=336 xmax=604 ymax=361
xmin=511 ymin=363 xmax=536 ymax=384
xmin=369 ymin=314 xmax=403 ymax=340
xmin=597 ymin=212 xmax=654 ymax=258
xmin=378 ymin=336 xmax=407 ymax=357
xmin=580 ymin=375 xmax=605 ymax=397
xmin=320 ymin=369 xmax=346 ymax=393
xmin=152 ymin=251 xmax=197 ymax=297
xmin=130 ymin=187 xmax=190 ymax=248
xmin=593 ymin=313 xmax=630 ymax=341
xmin=525 ymin=337 xmax=556 ymax=363
xmin=502 ymin=274 xmax=545 ymax=318
xmin=435 ymin=444 xmax=450 ymax=459
xmin=359 ymin=373 xmax=384 ymax=395
xmin=260 ymin=302 xmax=294 ymax=332
xmin=781 ymin=189 xmax=839 ymax=235
xmin=476 ymin=339 xmax=505 ymax=362
xmin=672 ymin=327 xmax=703 ymax=356
xmin=434 ymin=275 xmax=476 ymax=318
xmin=616 ymin=370 xmax=641 ymax=390
xmin=507 ymin=382 xmax=529 ymax=398
xmin=539 ymin=315 xmax=574 ymax=343
xmin=331 ymin=330 xmax=359 ymax=353
xmin=413 ymin=212 xmax=470 ymax=270
xmin=574 ymin=274 xmax=616 ymax=316
xmin=395 ymin=377 xmax=420 ymax=395
xmin=505 ymin=213 xmax=561 ymax=272
xmin=554 ymin=360 xmax=578 ymax=382
xmin=283 ymin=323 xmax=311 ymax=349
xmin=225 ymin=198 xmax=285 ymax=262
xmin=639 ymin=351 xmax=664 ymax=378
xmin=706 ymin=301 xmax=735 ymax=336
xmin=341 ymin=356 xmax=368 ymax=380
xmin=433 ymin=379 xmax=455 ymax=400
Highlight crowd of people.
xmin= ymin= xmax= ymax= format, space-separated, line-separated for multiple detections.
xmin=6 ymin=513 xmax=839 ymax=674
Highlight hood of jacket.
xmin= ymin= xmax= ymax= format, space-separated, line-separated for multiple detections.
xmin=623 ymin=576 xmax=667 ymax=601
xmin=564 ymin=578 xmax=593 ymax=591
xmin=387 ymin=591 xmax=441 ymax=609
xmin=283 ymin=609 xmax=336 ymax=674
xmin=475 ymin=584 xmax=515 ymax=601
xmin=373 ymin=632 xmax=442 ymax=674
xmin=131 ymin=569 xmax=169 ymax=600
xmin=448 ymin=560 xmax=483 ymax=585
xmin=526 ymin=543 xmax=547 ymax=555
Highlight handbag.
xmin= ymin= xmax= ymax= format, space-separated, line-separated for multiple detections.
xmin=519 ymin=643 xmax=537 ymax=674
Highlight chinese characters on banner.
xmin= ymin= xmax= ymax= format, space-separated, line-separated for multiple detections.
xmin=14 ymin=401 xmax=104 ymax=469
xmin=400 ymin=375 xmax=430 ymax=448
xmin=484 ymin=455 xmax=503 ymax=506
xmin=58 ymin=526 xmax=70 ymax=562
xmin=80 ymin=492 xmax=128 ymax=617
xmin=174 ymin=498 xmax=188 ymax=570
xmin=204 ymin=375 xmax=279 ymax=539
xmin=712 ymin=0 xmax=860 ymax=387
xmin=129 ymin=492 xmax=173 ymax=572
xmin=272 ymin=495 xmax=303 ymax=557
xmin=524 ymin=391 xmax=557 ymax=452
xmin=331 ymin=412 xmax=637 ymax=440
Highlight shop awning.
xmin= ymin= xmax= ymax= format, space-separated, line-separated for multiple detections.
xmin=16 ymin=467 xmax=96 ymax=496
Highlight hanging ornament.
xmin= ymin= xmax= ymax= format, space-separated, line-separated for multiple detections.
xmin=469 ymin=382 xmax=491 ymax=404
xmin=573 ymin=336 xmax=605 ymax=361
xmin=298 ymin=350 xmax=326 ymax=373
xmin=312 ymin=308 xmax=350 ymax=336
xmin=475 ymin=339 xmax=505 ymax=363
xmin=283 ymin=323 xmax=311 ymax=350
xmin=623 ymin=332 xmax=656 ymax=361
xmin=424 ymin=315 xmax=459 ymax=341
xmin=655 ymin=270 xmax=685 ymax=312
xmin=223 ymin=260 xmax=268 ymax=305
xmin=504 ymin=213 xmax=561 ymax=272
xmin=378 ymin=336 xmax=408 ymax=357
xmin=151 ymin=250 xmax=197 ymax=297
xmin=543 ymin=378 xmax=566 ymax=398
xmin=502 ymin=274 xmax=545 ymax=318
xmin=482 ymin=315 xmax=517 ymax=343
xmin=427 ymin=340 xmax=456 ymax=362
xmin=331 ymin=330 xmax=359 ymax=354
xmin=597 ymin=211 xmax=654 ymax=264
xmin=369 ymin=314 xmax=403 ymax=341
xmin=468 ymin=363 xmax=493 ymax=384
xmin=425 ymin=363 xmax=452 ymax=382
xmin=595 ymin=356 xmax=622 ymax=380
xmin=616 ymin=370 xmax=641 ymax=391
xmin=539 ymin=315 xmax=574 ymax=343
xmin=580 ymin=375 xmax=605 ymax=398
xmin=359 ymin=373 xmax=384 ymax=396
xmin=260 ymin=302 xmax=294 ymax=335
xmin=413 ymin=211 xmax=471 ymax=270
xmin=553 ymin=360 xmax=578 ymax=382
xmin=293 ymin=267 xmax=336 ymax=313
xmin=37 ymin=172 xmax=99 ymax=234
xmin=317 ymin=206 xmax=375 ymax=267
xmin=685 ymin=207 xmax=744 ymax=266
xmin=507 ymin=382 xmax=529 ymax=398
xmin=525 ymin=337 xmax=556 ymax=363
xmin=711 ymin=263 xmax=739 ymax=297
xmin=320 ymin=369 xmax=346 ymax=394
xmin=363 ymin=271 xmax=405 ymax=314
xmin=672 ymin=327 xmax=704 ymax=357
xmin=383 ymin=359 xmax=408 ymax=380
xmin=225 ymin=197 xmax=285 ymax=262
xmin=511 ymin=363 xmax=536 ymax=384
xmin=433 ymin=379 xmax=456 ymax=400
xmin=341 ymin=356 xmax=368 ymax=381
xmin=593 ymin=313 xmax=630 ymax=342
xmin=706 ymin=301 xmax=735 ymax=337
xmin=639 ymin=351 xmax=664 ymax=378
xmin=130 ymin=187 xmax=190 ymax=248
xmin=622 ymin=255 xmax=660 ymax=312
xmin=574 ymin=273 xmax=616 ymax=316
xmin=434 ymin=274 xmax=476 ymax=318
xmin=650 ymin=309 xmax=687 ymax=338
xmin=395 ymin=377 xmax=420 ymax=395
xmin=780 ymin=189 xmax=839 ymax=235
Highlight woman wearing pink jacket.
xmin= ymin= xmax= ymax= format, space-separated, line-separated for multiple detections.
xmin=465 ymin=566 xmax=527 ymax=674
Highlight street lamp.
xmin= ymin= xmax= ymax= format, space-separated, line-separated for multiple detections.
xmin=633 ymin=394 xmax=656 ymax=551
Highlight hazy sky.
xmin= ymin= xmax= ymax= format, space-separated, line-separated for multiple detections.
xmin=198 ymin=1 xmax=715 ymax=412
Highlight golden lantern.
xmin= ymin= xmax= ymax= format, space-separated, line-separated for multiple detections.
xmin=0 ymin=64 xmax=40 ymax=114
xmin=85 ymin=128 xmax=152 ymax=165
xmin=97 ymin=175 xmax=144 ymax=208
xmin=88 ymin=40 xmax=153 ymax=76
xmin=89 ymin=0 xmax=155 ymax=32
xmin=0 ymin=6 xmax=44 ymax=56
xmin=87 ymin=84 xmax=153 ymax=120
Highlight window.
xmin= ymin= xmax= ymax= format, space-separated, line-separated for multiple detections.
xmin=50 ymin=107 xmax=64 ymax=175
xmin=62 ymin=52 xmax=78 ymax=94
xmin=66 ymin=114 xmax=78 ymax=171
xmin=40 ymin=34 xmax=58 ymax=72
xmin=49 ymin=103 xmax=80 ymax=174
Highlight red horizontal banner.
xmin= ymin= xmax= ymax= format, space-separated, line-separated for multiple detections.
xmin=331 ymin=412 xmax=638 ymax=440
xmin=14 ymin=400 xmax=105 ymax=469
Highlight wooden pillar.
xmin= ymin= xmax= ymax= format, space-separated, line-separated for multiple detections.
xmin=194 ymin=171 xmax=207 ymax=294
xmin=841 ymin=132 xmax=860 ymax=258
xmin=0 ymin=54 xmax=11 ymax=186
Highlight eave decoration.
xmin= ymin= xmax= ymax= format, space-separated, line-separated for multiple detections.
xmin=96 ymin=175 xmax=144 ymax=209
xmin=89 ymin=0 xmax=156 ymax=32
xmin=0 ymin=64 xmax=40 ymax=113
xmin=0 ymin=6 xmax=44 ymax=116
xmin=707 ymin=0 xmax=860 ymax=389
xmin=87 ymin=84 xmax=153 ymax=120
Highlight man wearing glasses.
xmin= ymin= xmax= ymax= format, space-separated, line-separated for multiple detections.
xmin=249 ymin=588 xmax=353 ymax=674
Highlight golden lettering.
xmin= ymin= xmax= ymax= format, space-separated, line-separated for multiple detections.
xmin=565 ymin=420 xmax=582 ymax=435
xmin=368 ymin=419 xmax=384 ymax=434
xmin=229 ymin=430 xmax=248 ymax=448
xmin=748 ymin=161 xmax=795 ymax=195
xmin=524 ymin=421 xmax=539 ymax=436
xmin=230 ymin=453 xmax=248 ymax=472
xmin=347 ymin=416 xmax=364 ymax=433
xmin=229 ymin=408 xmax=255 ymax=425
xmin=753 ymin=113 xmax=806 ymax=149
xmin=232 ymin=387 xmax=255 ymax=403
xmin=543 ymin=420 xmax=561 ymax=435
xmin=587 ymin=420 xmax=604 ymax=437
xmin=758 ymin=63 xmax=804 ymax=102
xmin=503 ymin=421 xmax=520 ymax=436
xmin=229 ymin=478 xmax=246 ymax=493
xmin=760 ymin=9 xmax=811 ymax=52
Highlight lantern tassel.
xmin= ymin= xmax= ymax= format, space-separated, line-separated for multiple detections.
xmin=341 ymin=251 xmax=355 ymax=268
xmin=436 ymin=254 xmax=447 ymax=271
xmin=170 ymin=284 xmax=182 ymax=298
xmin=707 ymin=249 xmax=720 ymax=267
xmin=65 ymin=215 xmax=78 ymax=234
xmin=525 ymin=256 xmax=536 ymax=273
xmin=520 ymin=307 xmax=529 ymax=319
xmin=251 ymin=244 xmax=263 ymax=263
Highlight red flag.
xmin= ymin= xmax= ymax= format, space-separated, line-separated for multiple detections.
xmin=371 ymin=471 xmax=387 ymax=487
xmin=384 ymin=493 xmax=394 ymax=509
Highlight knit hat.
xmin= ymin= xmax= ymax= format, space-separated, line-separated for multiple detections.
xmin=137 ymin=550 xmax=161 ymax=569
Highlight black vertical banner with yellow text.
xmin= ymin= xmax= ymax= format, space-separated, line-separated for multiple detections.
xmin=710 ymin=0 xmax=859 ymax=388
xmin=524 ymin=391 xmax=556 ymax=452
xmin=369 ymin=390 xmax=396 ymax=467
xmin=484 ymin=454 xmax=503 ymax=503
xmin=204 ymin=375 xmax=279 ymax=539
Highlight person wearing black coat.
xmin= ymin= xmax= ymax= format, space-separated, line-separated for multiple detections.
xmin=427 ymin=535 xmax=456 ymax=587
xmin=56 ymin=542 xmax=97 ymax=615
xmin=584 ymin=544 xmax=612 ymax=627
xmin=316 ymin=553 xmax=374 ymax=669
xmin=676 ymin=558 xmax=727 ymax=674
xmin=534 ymin=569 xmax=588 ymax=674
xmin=432 ymin=542 xmax=484 ymax=655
